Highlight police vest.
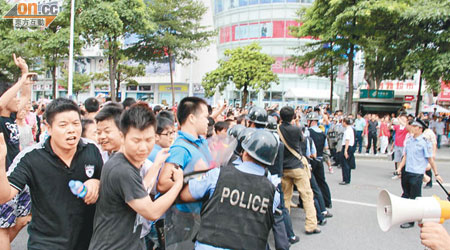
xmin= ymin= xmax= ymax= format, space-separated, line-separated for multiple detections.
xmin=309 ymin=128 xmax=326 ymax=157
xmin=196 ymin=165 xmax=276 ymax=250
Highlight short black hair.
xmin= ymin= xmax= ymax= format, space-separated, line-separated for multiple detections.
xmin=45 ymin=98 xmax=81 ymax=126
xmin=153 ymin=105 xmax=162 ymax=114
xmin=236 ymin=114 xmax=246 ymax=125
xmin=156 ymin=117 xmax=174 ymax=134
xmin=177 ymin=97 xmax=208 ymax=126
xmin=120 ymin=103 xmax=156 ymax=135
xmin=84 ymin=97 xmax=100 ymax=113
xmin=157 ymin=110 xmax=174 ymax=122
xmin=280 ymin=106 xmax=295 ymax=123
xmin=95 ymin=104 xmax=123 ymax=129
xmin=122 ymin=97 xmax=136 ymax=109
xmin=81 ymin=119 xmax=95 ymax=137
xmin=214 ymin=121 xmax=229 ymax=134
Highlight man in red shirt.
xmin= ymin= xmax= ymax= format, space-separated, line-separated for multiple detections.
xmin=392 ymin=112 xmax=409 ymax=177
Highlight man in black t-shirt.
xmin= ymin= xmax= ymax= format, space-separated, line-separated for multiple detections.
xmin=89 ymin=103 xmax=183 ymax=250
xmin=0 ymin=54 xmax=36 ymax=250
xmin=0 ymin=98 xmax=103 ymax=250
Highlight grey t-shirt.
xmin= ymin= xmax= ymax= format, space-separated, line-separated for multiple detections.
xmin=89 ymin=152 xmax=148 ymax=250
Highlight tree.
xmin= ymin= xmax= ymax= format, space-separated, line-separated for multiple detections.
xmin=37 ymin=0 xmax=84 ymax=98
xmin=287 ymin=36 xmax=347 ymax=111
xmin=79 ymin=0 xmax=152 ymax=101
xmin=58 ymin=69 xmax=91 ymax=98
xmin=201 ymin=43 xmax=279 ymax=107
xmin=92 ymin=60 xmax=145 ymax=98
xmin=399 ymin=0 xmax=450 ymax=115
xmin=127 ymin=0 xmax=216 ymax=107
xmin=0 ymin=0 xmax=41 ymax=83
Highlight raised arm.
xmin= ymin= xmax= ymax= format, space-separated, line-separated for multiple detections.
xmin=156 ymin=162 xmax=178 ymax=193
xmin=0 ymin=134 xmax=19 ymax=203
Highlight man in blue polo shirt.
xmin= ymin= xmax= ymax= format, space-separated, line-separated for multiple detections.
xmin=396 ymin=118 xmax=443 ymax=229
xmin=157 ymin=96 xmax=212 ymax=249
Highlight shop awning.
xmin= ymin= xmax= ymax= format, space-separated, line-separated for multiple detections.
xmin=421 ymin=104 xmax=450 ymax=113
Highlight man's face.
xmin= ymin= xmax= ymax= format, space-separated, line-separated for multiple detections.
xmin=194 ymin=104 xmax=209 ymax=137
xmin=47 ymin=111 xmax=82 ymax=151
xmin=96 ymin=119 xmax=122 ymax=153
xmin=411 ymin=125 xmax=422 ymax=136
xmin=84 ymin=123 xmax=98 ymax=142
xmin=123 ymin=126 xmax=155 ymax=167
xmin=156 ymin=126 xmax=176 ymax=148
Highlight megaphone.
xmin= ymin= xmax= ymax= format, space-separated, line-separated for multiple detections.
xmin=377 ymin=189 xmax=450 ymax=232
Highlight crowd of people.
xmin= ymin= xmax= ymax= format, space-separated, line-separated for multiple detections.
xmin=1 ymin=54 xmax=450 ymax=250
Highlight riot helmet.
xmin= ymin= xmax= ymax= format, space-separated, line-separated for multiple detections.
xmin=235 ymin=128 xmax=255 ymax=155
xmin=241 ymin=130 xmax=279 ymax=166
xmin=246 ymin=106 xmax=268 ymax=126
xmin=306 ymin=112 xmax=320 ymax=121
xmin=266 ymin=116 xmax=278 ymax=131
xmin=227 ymin=124 xmax=245 ymax=139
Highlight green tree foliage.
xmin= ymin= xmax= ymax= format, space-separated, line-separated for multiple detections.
xmin=127 ymin=0 xmax=216 ymax=107
xmin=202 ymin=43 xmax=279 ymax=107
xmin=0 ymin=0 xmax=41 ymax=83
xmin=58 ymin=69 xmax=91 ymax=98
xmin=37 ymin=0 xmax=83 ymax=98
xmin=79 ymin=0 xmax=153 ymax=101
xmin=92 ymin=60 xmax=145 ymax=98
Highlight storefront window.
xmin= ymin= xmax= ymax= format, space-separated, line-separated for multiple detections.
xmin=272 ymin=91 xmax=282 ymax=101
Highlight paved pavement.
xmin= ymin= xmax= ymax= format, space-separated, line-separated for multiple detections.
xmin=11 ymin=158 xmax=450 ymax=250
xmin=354 ymin=143 xmax=450 ymax=162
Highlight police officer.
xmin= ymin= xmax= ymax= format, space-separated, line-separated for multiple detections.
xmin=246 ymin=106 xmax=268 ymax=128
xmin=396 ymin=118 xmax=443 ymax=229
xmin=179 ymin=130 xmax=280 ymax=249
xmin=306 ymin=112 xmax=333 ymax=209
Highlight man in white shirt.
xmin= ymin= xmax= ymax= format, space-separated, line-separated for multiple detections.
xmin=434 ymin=117 xmax=445 ymax=149
xmin=340 ymin=118 xmax=355 ymax=185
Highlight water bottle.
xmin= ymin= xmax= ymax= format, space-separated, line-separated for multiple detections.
xmin=68 ymin=180 xmax=87 ymax=199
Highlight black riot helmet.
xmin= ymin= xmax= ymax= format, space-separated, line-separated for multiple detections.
xmin=246 ymin=106 xmax=268 ymax=126
xmin=266 ymin=116 xmax=278 ymax=131
xmin=227 ymin=124 xmax=245 ymax=139
xmin=235 ymin=128 xmax=255 ymax=155
xmin=242 ymin=130 xmax=279 ymax=166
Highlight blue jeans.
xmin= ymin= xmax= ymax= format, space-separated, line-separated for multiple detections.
xmin=356 ymin=131 xmax=363 ymax=153
xmin=437 ymin=134 xmax=442 ymax=149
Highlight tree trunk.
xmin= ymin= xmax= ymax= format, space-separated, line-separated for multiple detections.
xmin=51 ymin=65 xmax=57 ymax=99
xmin=168 ymin=52 xmax=175 ymax=107
xmin=415 ymin=69 xmax=423 ymax=117
xmin=242 ymin=84 xmax=248 ymax=109
xmin=347 ymin=44 xmax=355 ymax=115
xmin=108 ymin=53 xmax=116 ymax=102
xmin=116 ymin=71 xmax=121 ymax=101
xmin=329 ymin=57 xmax=334 ymax=112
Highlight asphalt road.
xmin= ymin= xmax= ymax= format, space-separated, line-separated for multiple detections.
xmin=11 ymin=159 xmax=450 ymax=250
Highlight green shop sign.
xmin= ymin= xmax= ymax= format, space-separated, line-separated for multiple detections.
xmin=360 ymin=89 xmax=394 ymax=99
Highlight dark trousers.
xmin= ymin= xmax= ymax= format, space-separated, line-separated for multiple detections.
xmin=267 ymin=212 xmax=290 ymax=250
xmin=310 ymin=175 xmax=325 ymax=221
xmin=367 ymin=132 xmax=377 ymax=154
xmin=341 ymin=146 xmax=353 ymax=183
xmin=279 ymin=184 xmax=295 ymax=239
xmin=356 ymin=131 xmax=363 ymax=153
xmin=401 ymin=169 xmax=423 ymax=200
xmin=311 ymin=159 xmax=332 ymax=208
xmin=425 ymin=169 xmax=433 ymax=187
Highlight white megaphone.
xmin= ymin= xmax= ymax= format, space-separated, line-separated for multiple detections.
xmin=377 ymin=189 xmax=450 ymax=232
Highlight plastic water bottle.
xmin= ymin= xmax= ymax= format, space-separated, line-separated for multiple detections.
xmin=68 ymin=180 xmax=87 ymax=199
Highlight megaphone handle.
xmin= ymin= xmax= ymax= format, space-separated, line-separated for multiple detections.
xmin=436 ymin=180 xmax=450 ymax=201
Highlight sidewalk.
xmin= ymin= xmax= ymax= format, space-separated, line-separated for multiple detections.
xmin=354 ymin=144 xmax=450 ymax=163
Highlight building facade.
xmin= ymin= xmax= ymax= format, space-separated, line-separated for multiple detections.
xmin=211 ymin=0 xmax=347 ymax=108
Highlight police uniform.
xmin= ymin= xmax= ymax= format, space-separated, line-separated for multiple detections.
xmin=189 ymin=162 xmax=280 ymax=250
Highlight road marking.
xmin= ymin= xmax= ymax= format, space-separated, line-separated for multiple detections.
xmin=292 ymin=193 xmax=377 ymax=208
xmin=331 ymin=198 xmax=377 ymax=208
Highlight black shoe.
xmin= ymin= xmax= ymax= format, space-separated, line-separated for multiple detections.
xmin=400 ymin=222 xmax=414 ymax=229
xmin=318 ymin=219 xmax=327 ymax=226
xmin=424 ymin=185 xmax=432 ymax=189
xmin=339 ymin=182 xmax=349 ymax=185
xmin=326 ymin=204 xmax=332 ymax=209
xmin=305 ymin=228 xmax=321 ymax=235
xmin=289 ymin=235 xmax=300 ymax=244
xmin=324 ymin=211 xmax=333 ymax=218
